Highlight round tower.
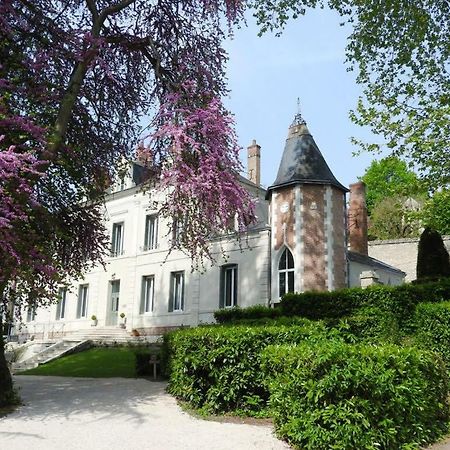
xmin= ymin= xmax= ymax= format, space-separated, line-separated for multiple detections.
xmin=267 ymin=113 xmax=348 ymax=302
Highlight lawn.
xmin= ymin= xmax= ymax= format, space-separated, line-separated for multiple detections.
xmin=19 ymin=347 xmax=142 ymax=378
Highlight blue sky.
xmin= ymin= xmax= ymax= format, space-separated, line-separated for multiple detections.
xmin=224 ymin=8 xmax=379 ymax=189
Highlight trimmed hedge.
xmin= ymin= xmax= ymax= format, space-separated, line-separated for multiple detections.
xmin=162 ymin=322 xmax=329 ymax=414
xmin=415 ymin=302 xmax=450 ymax=369
xmin=337 ymin=306 xmax=400 ymax=344
xmin=280 ymin=279 xmax=450 ymax=333
xmin=213 ymin=304 xmax=281 ymax=324
xmin=262 ymin=342 xmax=449 ymax=450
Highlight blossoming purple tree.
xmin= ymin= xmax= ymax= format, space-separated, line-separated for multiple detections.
xmin=0 ymin=0 xmax=253 ymax=406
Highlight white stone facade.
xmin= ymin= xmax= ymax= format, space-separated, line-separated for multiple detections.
xmin=14 ymin=120 xmax=406 ymax=340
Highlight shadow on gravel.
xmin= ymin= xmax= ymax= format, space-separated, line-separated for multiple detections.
xmin=10 ymin=375 xmax=167 ymax=426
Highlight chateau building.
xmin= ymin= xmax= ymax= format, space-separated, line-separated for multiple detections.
xmin=15 ymin=114 xmax=405 ymax=340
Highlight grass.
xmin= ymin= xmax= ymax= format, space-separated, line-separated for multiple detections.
xmin=18 ymin=347 xmax=143 ymax=378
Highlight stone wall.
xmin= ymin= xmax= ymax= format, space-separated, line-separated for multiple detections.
xmin=368 ymin=236 xmax=450 ymax=282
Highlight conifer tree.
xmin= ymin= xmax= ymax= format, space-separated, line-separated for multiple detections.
xmin=416 ymin=227 xmax=450 ymax=281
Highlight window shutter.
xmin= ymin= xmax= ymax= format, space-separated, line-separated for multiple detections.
xmin=168 ymin=274 xmax=174 ymax=312
xmin=219 ymin=268 xmax=225 ymax=309
xmin=234 ymin=267 xmax=238 ymax=307
xmin=180 ymin=273 xmax=185 ymax=311
xmin=139 ymin=278 xmax=145 ymax=314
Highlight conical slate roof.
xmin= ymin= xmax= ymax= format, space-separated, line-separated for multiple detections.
xmin=266 ymin=115 xmax=348 ymax=198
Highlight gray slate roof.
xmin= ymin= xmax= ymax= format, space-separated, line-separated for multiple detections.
xmin=267 ymin=121 xmax=348 ymax=198
xmin=348 ymin=250 xmax=406 ymax=276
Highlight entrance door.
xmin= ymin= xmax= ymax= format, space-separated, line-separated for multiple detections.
xmin=108 ymin=280 xmax=120 ymax=326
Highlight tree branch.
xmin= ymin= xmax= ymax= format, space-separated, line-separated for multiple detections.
xmin=98 ymin=0 xmax=136 ymax=24
xmin=85 ymin=0 xmax=99 ymax=21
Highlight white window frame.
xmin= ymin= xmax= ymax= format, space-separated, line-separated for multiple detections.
xmin=279 ymin=248 xmax=295 ymax=297
xmin=111 ymin=222 xmax=124 ymax=257
xmin=78 ymin=284 xmax=89 ymax=318
xmin=142 ymin=275 xmax=155 ymax=313
xmin=26 ymin=305 xmax=36 ymax=322
xmin=144 ymin=215 xmax=158 ymax=251
xmin=170 ymin=271 xmax=184 ymax=312
xmin=56 ymin=287 xmax=67 ymax=320
xmin=221 ymin=265 xmax=238 ymax=308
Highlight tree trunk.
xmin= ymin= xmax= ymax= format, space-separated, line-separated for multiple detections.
xmin=0 ymin=315 xmax=14 ymax=407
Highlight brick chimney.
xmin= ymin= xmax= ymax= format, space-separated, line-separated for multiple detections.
xmin=348 ymin=181 xmax=368 ymax=255
xmin=247 ymin=139 xmax=261 ymax=186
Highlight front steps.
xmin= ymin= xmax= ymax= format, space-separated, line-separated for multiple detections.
xmin=65 ymin=326 xmax=137 ymax=344
xmin=64 ymin=326 xmax=161 ymax=344
xmin=10 ymin=327 xmax=162 ymax=373
xmin=12 ymin=339 xmax=91 ymax=373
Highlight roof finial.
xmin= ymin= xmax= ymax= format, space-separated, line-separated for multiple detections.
xmin=291 ymin=97 xmax=306 ymax=126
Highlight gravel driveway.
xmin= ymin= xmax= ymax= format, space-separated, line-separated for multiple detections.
xmin=0 ymin=376 xmax=290 ymax=450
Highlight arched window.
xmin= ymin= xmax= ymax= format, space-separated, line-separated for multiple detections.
xmin=279 ymin=248 xmax=294 ymax=297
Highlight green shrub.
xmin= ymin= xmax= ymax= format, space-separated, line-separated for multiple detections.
xmin=262 ymin=342 xmax=449 ymax=450
xmin=336 ymin=306 xmax=400 ymax=344
xmin=162 ymin=322 xmax=329 ymax=414
xmin=415 ymin=302 xmax=450 ymax=369
xmin=213 ymin=304 xmax=281 ymax=324
xmin=416 ymin=227 xmax=450 ymax=281
xmin=280 ymin=279 xmax=450 ymax=333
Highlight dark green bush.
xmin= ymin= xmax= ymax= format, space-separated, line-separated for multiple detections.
xmin=213 ymin=304 xmax=281 ymax=324
xmin=336 ymin=306 xmax=400 ymax=344
xmin=416 ymin=227 xmax=450 ymax=281
xmin=262 ymin=342 xmax=449 ymax=450
xmin=415 ymin=302 xmax=450 ymax=369
xmin=280 ymin=279 xmax=450 ymax=333
xmin=162 ymin=322 xmax=329 ymax=414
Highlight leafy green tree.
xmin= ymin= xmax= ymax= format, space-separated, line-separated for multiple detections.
xmin=360 ymin=157 xmax=424 ymax=215
xmin=421 ymin=190 xmax=450 ymax=236
xmin=251 ymin=0 xmax=450 ymax=190
xmin=369 ymin=197 xmax=421 ymax=240
xmin=416 ymin=227 xmax=450 ymax=281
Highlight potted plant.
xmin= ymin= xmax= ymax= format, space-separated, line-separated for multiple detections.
xmin=119 ymin=312 xmax=126 ymax=328
xmin=91 ymin=315 xmax=98 ymax=326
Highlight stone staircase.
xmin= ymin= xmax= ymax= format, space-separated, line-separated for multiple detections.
xmin=64 ymin=326 xmax=137 ymax=344
xmin=11 ymin=327 xmax=161 ymax=373
xmin=12 ymin=339 xmax=91 ymax=373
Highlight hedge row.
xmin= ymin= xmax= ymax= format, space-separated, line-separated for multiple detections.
xmin=162 ymin=322 xmax=329 ymax=414
xmin=280 ymin=279 xmax=450 ymax=332
xmin=162 ymin=324 xmax=450 ymax=449
xmin=214 ymin=304 xmax=281 ymax=324
xmin=262 ymin=342 xmax=449 ymax=450
xmin=213 ymin=279 xmax=450 ymax=334
xmin=415 ymin=302 xmax=450 ymax=369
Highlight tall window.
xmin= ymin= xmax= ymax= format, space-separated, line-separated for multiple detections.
xmin=111 ymin=222 xmax=124 ymax=257
xmin=77 ymin=284 xmax=89 ymax=318
xmin=26 ymin=305 xmax=36 ymax=322
xmin=56 ymin=287 xmax=67 ymax=320
xmin=220 ymin=265 xmax=238 ymax=308
xmin=110 ymin=280 xmax=120 ymax=313
xmin=279 ymin=248 xmax=295 ymax=297
xmin=141 ymin=276 xmax=155 ymax=313
xmin=144 ymin=215 xmax=158 ymax=250
xmin=169 ymin=271 xmax=184 ymax=312
xmin=171 ymin=219 xmax=185 ymax=247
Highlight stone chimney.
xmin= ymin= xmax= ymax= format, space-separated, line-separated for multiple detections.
xmin=247 ymin=140 xmax=261 ymax=186
xmin=348 ymin=181 xmax=368 ymax=255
